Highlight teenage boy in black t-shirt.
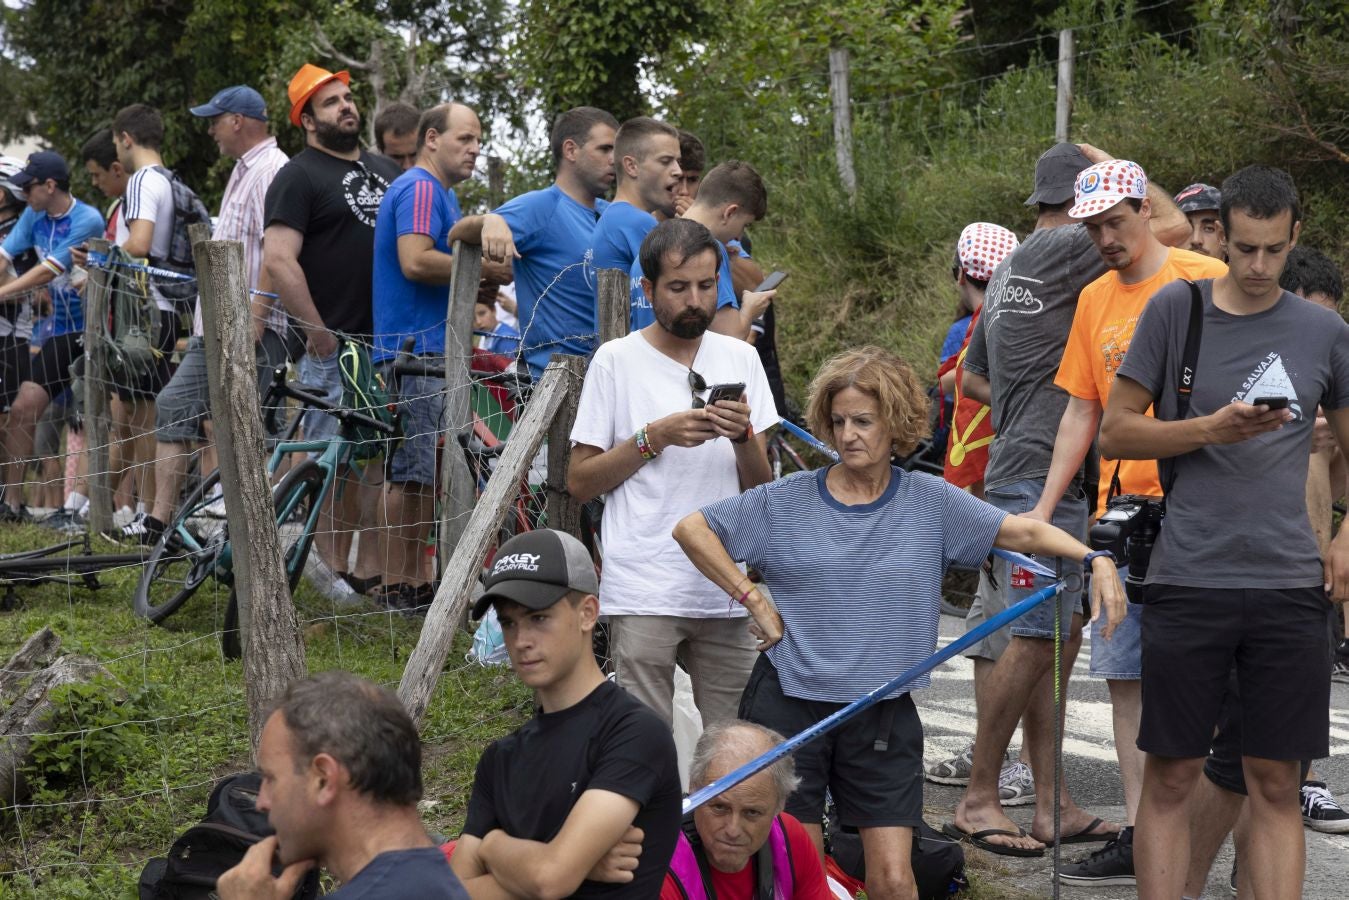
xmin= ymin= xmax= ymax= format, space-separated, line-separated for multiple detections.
xmin=263 ymin=63 xmax=400 ymax=594
xmin=454 ymin=529 xmax=682 ymax=899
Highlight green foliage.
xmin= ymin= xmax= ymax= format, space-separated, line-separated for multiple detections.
xmin=513 ymin=0 xmax=712 ymax=121
xmin=24 ymin=678 xmax=152 ymax=789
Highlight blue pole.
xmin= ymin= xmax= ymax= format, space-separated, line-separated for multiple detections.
xmin=683 ymin=578 xmax=1065 ymax=813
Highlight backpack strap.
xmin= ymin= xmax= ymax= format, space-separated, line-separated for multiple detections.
xmin=1156 ymin=280 xmax=1206 ymax=496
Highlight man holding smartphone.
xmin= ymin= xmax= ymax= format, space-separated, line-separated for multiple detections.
xmin=1101 ymin=166 xmax=1349 ymax=899
xmin=569 ymin=218 xmax=776 ymax=727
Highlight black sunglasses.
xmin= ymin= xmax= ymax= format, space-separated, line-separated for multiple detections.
xmin=688 ymin=369 xmax=707 ymax=409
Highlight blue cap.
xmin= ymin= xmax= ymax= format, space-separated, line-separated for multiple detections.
xmin=190 ymin=85 xmax=268 ymax=121
xmin=11 ymin=151 xmax=70 ymax=189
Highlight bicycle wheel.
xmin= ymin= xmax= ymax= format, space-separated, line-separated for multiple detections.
xmin=221 ymin=461 xmax=326 ymax=659
xmin=133 ymin=468 xmax=227 ymax=623
xmin=940 ymin=567 xmax=980 ymax=618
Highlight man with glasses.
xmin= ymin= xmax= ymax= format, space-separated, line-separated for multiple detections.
xmin=122 ymin=85 xmax=291 ymax=544
xmin=568 ymin=218 xmax=776 ymax=727
xmin=263 ymin=63 xmax=401 ymax=594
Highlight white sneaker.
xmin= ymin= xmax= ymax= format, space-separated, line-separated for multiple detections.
xmin=113 ymin=505 xmax=135 ymax=529
xmin=998 ymin=760 xmax=1036 ymax=807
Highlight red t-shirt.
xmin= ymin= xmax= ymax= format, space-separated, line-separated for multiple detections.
xmin=658 ymin=813 xmax=831 ymax=900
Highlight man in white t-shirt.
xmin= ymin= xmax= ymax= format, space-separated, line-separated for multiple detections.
xmin=569 ymin=217 xmax=777 ymax=727
xmin=105 ymin=103 xmax=187 ymax=525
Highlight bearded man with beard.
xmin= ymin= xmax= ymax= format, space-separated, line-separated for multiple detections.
xmin=262 ymin=64 xmax=402 ymax=594
xmin=568 ymin=217 xmax=777 ymax=727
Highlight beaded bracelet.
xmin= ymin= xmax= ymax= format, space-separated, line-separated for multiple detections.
xmin=635 ymin=424 xmax=659 ymax=460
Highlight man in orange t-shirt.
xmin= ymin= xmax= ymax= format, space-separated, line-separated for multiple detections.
xmin=1023 ymin=159 xmax=1226 ymax=886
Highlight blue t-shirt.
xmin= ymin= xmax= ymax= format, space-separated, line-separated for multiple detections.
xmin=940 ymin=315 xmax=971 ymax=365
xmin=1 ymin=199 xmax=105 ymax=336
xmin=326 ymin=847 xmax=467 ymax=899
xmin=629 ymin=241 xmax=738 ymax=331
xmin=701 ymin=466 xmax=1006 ymax=702
xmin=371 ymin=167 xmax=462 ymax=362
xmin=479 ymin=320 xmax=521 ymax=355
xmin=494 ymin=185 xmax=607 ymax=377
xmin=589 ymin=200 xmax=656 ymax=277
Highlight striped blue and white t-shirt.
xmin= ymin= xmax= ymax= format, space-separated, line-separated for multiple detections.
xmin=701 ymin=466 xmax=1006 ymax=703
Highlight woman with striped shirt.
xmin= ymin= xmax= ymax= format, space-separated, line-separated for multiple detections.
xmin=674 ymin=345 xmax=1124 ymax=900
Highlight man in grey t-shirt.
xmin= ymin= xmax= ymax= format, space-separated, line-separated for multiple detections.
xmin=950 ymin=142 xmax=1189 ymax=856
xmin=1102 ymin=165 xmax=1349 ymax=900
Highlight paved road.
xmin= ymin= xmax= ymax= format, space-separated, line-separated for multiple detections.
xmin=914 ymin=612 xmax=1349 ymax=898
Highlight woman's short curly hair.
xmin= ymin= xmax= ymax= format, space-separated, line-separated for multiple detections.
xmin=805 ymin=346 xmax=931 ymax=457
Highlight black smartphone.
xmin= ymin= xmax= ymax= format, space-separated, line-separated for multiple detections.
xmin=706 ymin=382 xmax=746 ymax=405
xmin=1252 ymin=395 xmax=1289 ymax=410
xmin=754 ymin=271 xmax=788 ymax=292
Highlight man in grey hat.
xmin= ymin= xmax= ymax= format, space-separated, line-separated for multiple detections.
xmin=1173 ymin=182 xmax=1224 ymax=260
xmin=945 ymin=142 xmax=1189 ymax=857
xmin=452 ymin=529 xmax=682 ymax=899
xmin=125 ymin=85 xmax=292 ymax=543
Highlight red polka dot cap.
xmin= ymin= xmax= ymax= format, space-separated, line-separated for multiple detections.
xmin=1068 ymin=159 xmax=1148 ymax=219
xmin=956 ymin=222 xmax=1020 ymax=282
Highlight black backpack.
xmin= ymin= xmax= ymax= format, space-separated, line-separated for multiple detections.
xmin=829 ymin=818 xmax=967 ymax=899
xmin=138 ymin=771 xmax=320 ymax=899
xmin=148 ymin=165 xmax=211 ymax=306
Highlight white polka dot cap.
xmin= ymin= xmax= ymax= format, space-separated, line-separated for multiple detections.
xmin=956 ymin=222 xmax=1020 ymax=282
xmin=1068 ymin=159 xmax=1148 ymax=219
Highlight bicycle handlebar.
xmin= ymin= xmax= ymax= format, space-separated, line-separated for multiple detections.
xmin=390 ymin=337 xmax=533 ymax=399
xmin=262 ymin=365 xmax=397 ymax=435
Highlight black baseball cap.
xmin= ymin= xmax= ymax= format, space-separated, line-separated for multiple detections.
xmin=1174 ymin=183 xmax=1221 ymax=214
xmin=472 ymin=529 xmax=600 ymax=619
xmin=11 ymin=151 xmax=70 ymax=189
xmin=1024 ymin=142 xmax=1092 ymax=207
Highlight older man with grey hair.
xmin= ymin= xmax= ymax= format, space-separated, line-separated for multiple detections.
xmin=661 ymin=721 xmax=830 ymax=899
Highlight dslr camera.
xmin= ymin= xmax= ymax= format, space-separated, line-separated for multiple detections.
xmin=1088 ymin=494 xmax=1164 ymax=603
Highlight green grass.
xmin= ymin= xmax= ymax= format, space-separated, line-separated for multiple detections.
xmin=0 ymin=523 xmax=530 ymax=898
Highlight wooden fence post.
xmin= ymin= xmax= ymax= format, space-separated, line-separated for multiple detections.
xmin=82 ymin=239 xmax=114 ymax=535
xmin=545 ymin=354 xmax=587 ymax=540
xmin=439 ymin=240 xmax=484 ymax=570
xmin=192 ymin=226 xmax=306 ymax=752
xmin=1056 ymin=28 xmax=1075 ymax=144
xmin=400 ymin=361 xmax=571 ymax=725
xmin=597 ymin=268 xmax=630 ymax=345
xmin=487 ymin=156 xmax=505 ymax=209
xmin=829 ymin=47 xmax=857 ymax=199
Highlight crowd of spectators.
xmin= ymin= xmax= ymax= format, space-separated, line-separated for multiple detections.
xmin=1 ymin=60 xmax=1347 ymax=900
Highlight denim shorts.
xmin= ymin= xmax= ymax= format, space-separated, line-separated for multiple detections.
xmin=297 ymin=348 xmax=343 ymax=445
xmin=964 ymin=478 xmax=1085 ymax=660
xmin=1089 ymin=566 xmax=1142 ymax=680
xmin=388 ymin=372 xmax=446 ymax=486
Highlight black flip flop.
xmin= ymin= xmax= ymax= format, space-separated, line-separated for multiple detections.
xmin=941 ymin=822 xmax=1045 ymax=858
xmin=1036 ymin=816 xmax=1117 ymax=845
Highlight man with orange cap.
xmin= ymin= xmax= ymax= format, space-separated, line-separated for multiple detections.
xmin=262 ymin=63 xmax=402 ymax=594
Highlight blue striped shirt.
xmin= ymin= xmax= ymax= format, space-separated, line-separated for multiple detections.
xmin=701 ymin=466 xmax=1006 ymax=702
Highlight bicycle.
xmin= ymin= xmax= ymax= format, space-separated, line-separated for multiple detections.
xmin=132 ymin=365 xmax=396 ymax=657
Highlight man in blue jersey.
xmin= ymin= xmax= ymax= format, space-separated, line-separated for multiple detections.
xmin=0 ymin=152 xmax=104 ymax=519
xmin=588 ymin=117 xmax=681 ymax=281
xmin=448 ymin=106 xmax=618 ymax=378
xmin=629 ymin=161 xmax=775 ymax=340
xmin=371 ymin=102 xmax=479 ymax=607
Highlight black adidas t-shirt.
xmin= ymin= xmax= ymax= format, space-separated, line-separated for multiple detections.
xmin=463 ymin=679 xmax=681 ymax=898
xmin=264 ymin=147 xmax=400 ymax=337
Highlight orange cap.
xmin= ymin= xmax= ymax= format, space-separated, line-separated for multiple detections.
xmin=287 ymin=63 xmax=351 ymax=127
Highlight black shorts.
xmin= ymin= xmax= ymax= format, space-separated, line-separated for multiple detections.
xmin=30 ymin=331 xmax=83 ymax=399
xmin=1202 ymin=669 xmax=1314 ymax=795
xmin=0 ymin=336 xmax=31 ymax=411
xmin=111 ymin=309 xmax=181 ymax=402
xmin=1139 ymin=583 xmax=1331 ymax=761
xmin=738 ymin=655 xmax=924 ymax=829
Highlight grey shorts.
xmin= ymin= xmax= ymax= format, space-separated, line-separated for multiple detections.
xmin=297 ymin=347 xmax=343 ymax=445
xmin=156 ymin=332 xmax=291 ymax=442
xmin=388 ymin=372 xmax=446 ymax=487
xmin=964 ymin=478 xmax=1085 ymax=660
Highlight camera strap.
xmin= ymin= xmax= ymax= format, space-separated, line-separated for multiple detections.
xmin=1106 ymin=280 xmax=1204 ymax=501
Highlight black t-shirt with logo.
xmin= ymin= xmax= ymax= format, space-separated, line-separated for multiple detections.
xmin=263 ymin=147 xmax=400 ymax=337
xmin=462 ymin=679 xmax=681 ymax=898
